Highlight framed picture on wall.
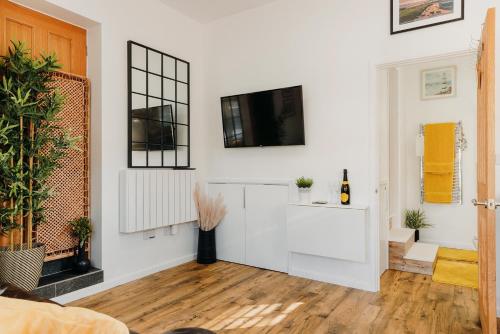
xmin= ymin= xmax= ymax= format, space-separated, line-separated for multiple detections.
xmin=391 ymin=0 xmax=464 ymax=35
xmin=421 ymin=66 xmax=457 ymax=100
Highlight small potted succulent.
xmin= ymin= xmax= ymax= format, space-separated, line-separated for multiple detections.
xmin=404 ymin=209 xmax=432 ymax=242
xmin=296 ymin=177 xmax=314 ymax=204
xmin=69 ymin=217 xmax=92 ymax=274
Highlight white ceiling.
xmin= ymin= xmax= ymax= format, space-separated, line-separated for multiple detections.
xmin=160 ymin=0 xmax=279 ymax=23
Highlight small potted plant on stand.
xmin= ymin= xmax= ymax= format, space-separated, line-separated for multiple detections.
xmin=404 ymin=209 xmax=432 ymax=242
xmin=193 ymin=183 xmax=227 ymax=264
xmin=296 ymin=177 xmax=313 ymax=204
xmin=69 ymin=217 xmax=92 ymax=274
xmin=0 ymin=42 xmax=77 ymax=291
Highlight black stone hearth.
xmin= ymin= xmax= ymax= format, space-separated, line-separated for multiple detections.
xmin=41 ymin=256 xmax=74 ymax=276
xmin=33 ymin=258 xmax=103 ymax=299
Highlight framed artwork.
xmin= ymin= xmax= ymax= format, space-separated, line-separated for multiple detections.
xmin=421 ymin=66 xmax=456 ymax=100
xmin=391 ymin=0 xmax=464 ymax=35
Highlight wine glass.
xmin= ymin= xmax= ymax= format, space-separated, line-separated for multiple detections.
xmin=328 ymin=181 xmax=342 ymax=204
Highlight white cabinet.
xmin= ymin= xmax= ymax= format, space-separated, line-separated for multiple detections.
xmin=287 ymin=203 xmax=368 ymax=262
xmin=245 ymin=185 xmax=289 ymax=273
xmin=208 ymin=181 xmax=289 ymax=272
xmin=209 ymin=183 xmax=245 ymax=264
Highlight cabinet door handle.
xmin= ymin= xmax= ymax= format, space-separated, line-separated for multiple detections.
xmin=243 ymin=187 xmax=246 ymax=209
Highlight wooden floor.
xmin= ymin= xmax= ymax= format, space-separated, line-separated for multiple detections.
xmin=70 ymin=261 xmax=481 ymax=334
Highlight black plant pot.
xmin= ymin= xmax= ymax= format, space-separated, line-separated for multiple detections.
xmin=74 ymin=244 xmax=91 ymax=274
xmin=414 ymin=230 xmax=420 ymax=242
xmin=197 ymin=229 xmax=216 ymax=264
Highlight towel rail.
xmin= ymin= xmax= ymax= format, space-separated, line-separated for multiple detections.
xmin=419 ymin=121 xmax=466 ymax=205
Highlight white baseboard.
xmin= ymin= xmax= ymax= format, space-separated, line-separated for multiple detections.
xmin=52 ymin=253 xmax=196 ymax=304
xmin=288 ymin=268 xmax=377 ymax=292
xmin=418 ymin=238 xmax=475 ymax=250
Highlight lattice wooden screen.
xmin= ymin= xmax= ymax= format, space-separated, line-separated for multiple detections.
xmin=35 ymin=72 xmax=90 ymax=261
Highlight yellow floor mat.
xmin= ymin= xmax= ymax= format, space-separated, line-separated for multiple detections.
xmin=437 ymin=247 xmax=478 ymax=263
xmin=432 ymin=259 xmax=478 ymax=289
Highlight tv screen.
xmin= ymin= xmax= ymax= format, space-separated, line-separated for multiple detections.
xmin=220 ymin=86 xmax=305 ymax=148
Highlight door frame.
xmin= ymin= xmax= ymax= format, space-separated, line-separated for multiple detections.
xmin=374 ymin=49 xmax=477 ymax=279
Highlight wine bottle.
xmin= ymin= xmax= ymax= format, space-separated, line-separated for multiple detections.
xmin=341 ymin=169 xmax=350 ymax=205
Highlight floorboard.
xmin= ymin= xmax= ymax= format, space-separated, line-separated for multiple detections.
xmin=70 ymin=261 xmax=482 ymax=334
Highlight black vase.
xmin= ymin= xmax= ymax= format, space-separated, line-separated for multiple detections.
xmin=74 ymin=244 xmax=91 ymax=274
xmin=197 ymin=229 xmax=216 ymax=264
xmin=414 ymin=230 xmax=420 ymax=242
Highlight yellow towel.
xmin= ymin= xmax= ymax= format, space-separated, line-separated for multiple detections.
xmin=0 ymin=296 xmax=129 ymax=334
xmin=432 ymin=259 xmax=478 ymax=289
xmin=437 ymin=247 xmax=478 ymax=263
xmin=423 ymin=123 xmax=455 ymax=204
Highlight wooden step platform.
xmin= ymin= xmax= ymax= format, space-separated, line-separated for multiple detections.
xmin=389 ymin=228 xmax=415 ymax=259
xmin=401 ymin=243 xmax=439 ymax=275
xmin=389 ymin=228 xmax=438 ymax=276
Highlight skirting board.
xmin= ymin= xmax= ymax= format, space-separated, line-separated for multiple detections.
xmin=418 ymin=238 xmax=475 ymax=251
xmin=288 ymin=268 xmax=378 ymax=292
xmin=52 ymin=253 xmax=196 ymax=304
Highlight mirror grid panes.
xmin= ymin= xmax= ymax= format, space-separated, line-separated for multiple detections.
xmin=128 ymin=41 xmax=190 ymax=168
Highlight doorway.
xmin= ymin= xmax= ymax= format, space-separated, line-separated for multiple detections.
xmin=376 ymin=8 xmax=497 ymax=333
xmin=378 ymin=52 xmax=479 ymax=284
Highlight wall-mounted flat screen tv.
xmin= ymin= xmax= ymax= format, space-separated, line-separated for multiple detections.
xmin=220 ymin=85 xmax=305 ymax=148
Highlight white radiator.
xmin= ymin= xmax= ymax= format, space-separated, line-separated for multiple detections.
xmin=119 ymin=169 xmax=197 ymax=233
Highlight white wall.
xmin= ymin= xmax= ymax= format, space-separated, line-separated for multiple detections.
xmin=396 ymin=55 xmax=477 ymax=249
xmin=205 ymin=0 xmax=373 ymax=203
xmin=203 ymin=0 xmax=496 ymax=291
xmin=204 ymin=0 xmax=495 ymax=199
xmin=14 ymin=0 xmax=207 ymax=300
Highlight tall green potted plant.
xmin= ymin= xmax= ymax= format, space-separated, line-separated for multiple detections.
xmin=69 ymin=217 xmax=92 ymax=274
xmin=0 ymin=42 xmax=77 ymax=291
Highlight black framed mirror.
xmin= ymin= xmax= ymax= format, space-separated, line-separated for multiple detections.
xmin=127 ymin=40 xmax=190 ymax=168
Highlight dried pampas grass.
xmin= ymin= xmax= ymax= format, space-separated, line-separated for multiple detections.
xmin=193 ymin=183 xmax=227 ymax=231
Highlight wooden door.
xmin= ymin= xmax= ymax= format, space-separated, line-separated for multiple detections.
xmin=476 ymin=8 xmax=496 ymax=334
xmin=0 ymin=0 xmax=86 ymax=76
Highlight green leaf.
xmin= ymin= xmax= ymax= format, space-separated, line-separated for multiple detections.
xmin=0 ymin=40 xmax=75 ymax=231
xmin=404 ymin=209 xmax=432 ymax=230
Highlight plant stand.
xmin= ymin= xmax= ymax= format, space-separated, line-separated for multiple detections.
xmin=197 ymin=229 xmax=216 ymax=264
